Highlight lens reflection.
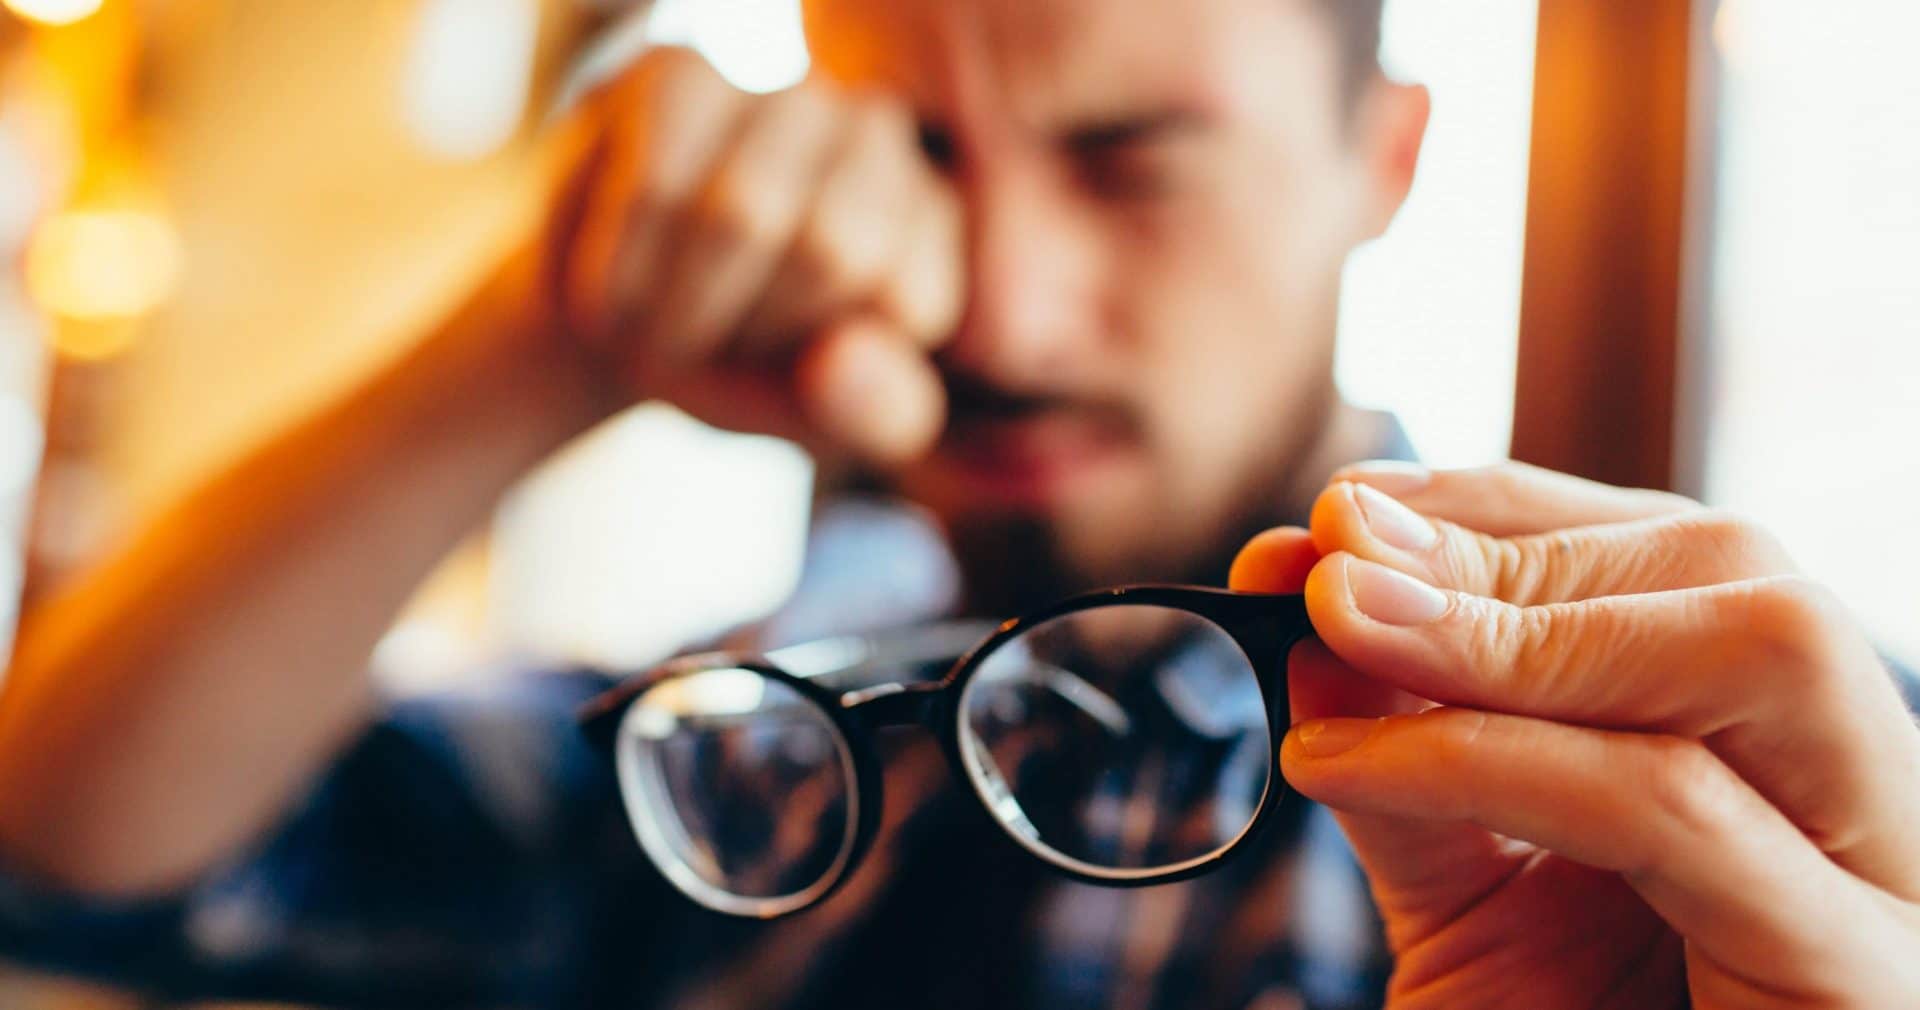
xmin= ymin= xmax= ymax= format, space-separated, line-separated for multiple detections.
xmin=957 ymin=606 xmax=1271 ymax=878
xmin=616 ymin=668 xmax=857 ymax=914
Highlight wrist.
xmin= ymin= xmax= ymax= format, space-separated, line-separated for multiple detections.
xmin=441 ymin=237 xmax=628 ymax=461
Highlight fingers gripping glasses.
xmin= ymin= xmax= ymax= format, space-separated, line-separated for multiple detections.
xmin=578 ymin=587 xmax=1311 ymax=918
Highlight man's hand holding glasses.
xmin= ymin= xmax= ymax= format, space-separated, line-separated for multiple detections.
xmin=1234 ymin=461 xmax=1920 ymax=1009
xmin=580 ymin=458 xmax=1920 ymax=1008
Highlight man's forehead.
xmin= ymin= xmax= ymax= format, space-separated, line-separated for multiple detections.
xmin=805 ymin=0 xmax=1331 ymax=133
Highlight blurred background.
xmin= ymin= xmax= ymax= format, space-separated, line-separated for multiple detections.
xmin=0 ymin=0 xmax=1914 ymax=1002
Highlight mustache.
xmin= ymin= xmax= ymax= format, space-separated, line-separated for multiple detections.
xmin=941 ymin=372 xmax=1135 ymax=429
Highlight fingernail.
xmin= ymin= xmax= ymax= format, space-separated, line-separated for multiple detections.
xmin=1334 ymin=460 xmax=1431 ymax=497
xmin=1347 ymin=557 xmax=1450 ymax=626
xmin=1353 ymin=483 xmax=1438 ymax=551
xmin=1295 ymin=719 xmax=1376 ymax=759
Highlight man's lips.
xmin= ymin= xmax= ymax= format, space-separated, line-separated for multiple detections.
xmin=937 ymin=410 xmax=1135 ymax=499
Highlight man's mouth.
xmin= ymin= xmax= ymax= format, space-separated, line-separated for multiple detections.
xmin=937 ymin=407 xmax=1135 ymax=506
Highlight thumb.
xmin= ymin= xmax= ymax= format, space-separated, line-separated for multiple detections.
xmin=796 ymin=316 xmax=946 ymax=465
xmin=1231 ymin=533 xmax=1515 ymax=947
xmin=1236 ymin=541 xmax=1520 ymax=956
xmin=1283 ymin=638 xmax=1518 ymax=952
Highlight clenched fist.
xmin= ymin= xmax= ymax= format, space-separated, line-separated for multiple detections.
xmin=557 ymin=48 xmax=964 ymax=463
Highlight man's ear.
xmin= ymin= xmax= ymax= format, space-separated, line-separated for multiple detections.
xmin=1356 ymin=80 xmax=1431 ymax=241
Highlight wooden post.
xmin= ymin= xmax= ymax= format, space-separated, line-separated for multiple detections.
xmin=1512 ymin=0 xmax=1702 ymax=491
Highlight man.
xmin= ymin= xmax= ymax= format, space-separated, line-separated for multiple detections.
xmin=1 ymin=0 xmax=1916 ymax=1007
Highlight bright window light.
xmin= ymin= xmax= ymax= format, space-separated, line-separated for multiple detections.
xmin=648 ymin=0 xmax=810 ymax=93
xmin=1337 ymin=0 xmax=1538 ymax=468
xmin=1702 ymin=0 xmax=1920 ymax=667
xmin=489 ymin=405 xmax=815 ymax=671
xmin=402 ymin=0 xmax=539 ymax=160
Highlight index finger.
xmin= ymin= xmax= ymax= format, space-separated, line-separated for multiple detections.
xmin=871 ymin=183 xmax=964 ymax=348
xmin=1332 ymin=460 xmax=1698 ymax=536
xmin=1306 ymin=555 xmax=1920 ymax=897
xmin=1307 ymin=481 xmax=1797 ymax=606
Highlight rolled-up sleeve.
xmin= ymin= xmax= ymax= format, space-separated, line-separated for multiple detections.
xmin=0 ymin=668 xmax=632 ymax=1008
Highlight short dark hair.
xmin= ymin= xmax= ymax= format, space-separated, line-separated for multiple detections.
xmin=1313 ymin=0 xmax=1386 ymax=106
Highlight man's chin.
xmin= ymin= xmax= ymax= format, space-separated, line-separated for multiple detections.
xmin=893 ymin=448 xmax=1162 ymax=610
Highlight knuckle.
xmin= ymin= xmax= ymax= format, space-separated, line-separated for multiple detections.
xmin=1507 ymin=599 xmax=1619 ymax=701
xmin=794 ymin=223 xmax=871 ymax=288
xmin=1480 ymin=462 xmax=1699 ymax=513
xmin=652 ymin=194 xmax=703 ymax=247
xmin=884 ymin=263 xmax=959 ymax=342
xmin=640 ymin=45 xmax=721 ymax=87
xmin=1427 ymin=708 xmax=1493 ymax=763
xmin=917 ymin=182 xmax=965 ymax=239
xmin=848 ymin=94 xmax=915 ymax=146
xmin=1457 ymin=461 xmax=1569 ymax=517
xmin=630 ymin=46 xmax=724 ymax=111
xmin=619 ymin=173 xmax=674 ymax=222
xmin=765 ymin=85 xmax=815 ymax=121
xmin=1478 ymin=460 xmax=1544 ymax=497
xmin=1732 ymin=575 xmax=1852 ymax=693
xmin=641 ymin=45 xmax=702 ymax=74
xmin=835 ymin=108 xmax=922 ymax=202
xmin=1632 ymin=486 xmax=1705 ymax=513
xmin=762 ymin=80 xmax=837 ymax=127
xmin=1455 ymin=595 xmax=1529 ymax=680
xmin=1494 ymin=532 xmax=1561 ymax=604
xmin=699 ymin=182 xmax=784 ymax=249
xmin=1431 ymin=528 xmax=1487 ymax=595
xmin=1640 ymin=739 xmax=1748 ymax=848
xmin=1671 ymin=510 xmax=1795 ymax=577
xmin=1402 ymin=710 xmax=1499 ymax=823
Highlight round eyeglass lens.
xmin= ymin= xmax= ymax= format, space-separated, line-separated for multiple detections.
xmin=616 ymin=668 xmax=858 ymax=916
xmin=957 ymin=605 xmax=1273 ymax=879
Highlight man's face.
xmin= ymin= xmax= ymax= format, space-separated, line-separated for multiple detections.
xmin=807 ymin=0 xmax=1418 ymax=597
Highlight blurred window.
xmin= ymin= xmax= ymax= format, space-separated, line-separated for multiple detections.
xmin=1698 ymin=0 xmax=1920 ymax=666
xmin=1338 ymin=0 xmax=1538 ymax=468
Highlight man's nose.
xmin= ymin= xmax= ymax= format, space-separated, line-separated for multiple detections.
xmin=938 ymin=182 xmax=1099 ymax=390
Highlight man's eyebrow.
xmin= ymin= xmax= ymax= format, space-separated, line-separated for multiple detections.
xmin=1059 ymin=108 xmax=1209 ymax=153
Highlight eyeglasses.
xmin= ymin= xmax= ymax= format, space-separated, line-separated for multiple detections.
xmin=578 ymin=586 xmax=1310 ymax=918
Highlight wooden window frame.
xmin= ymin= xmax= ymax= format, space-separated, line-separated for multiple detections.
xmin=1512 ymin=0 xmax=1718 ymax=494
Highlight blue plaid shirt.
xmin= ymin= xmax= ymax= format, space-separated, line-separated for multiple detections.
xmin=0 ymin=487 xmax=1395 ymax=1009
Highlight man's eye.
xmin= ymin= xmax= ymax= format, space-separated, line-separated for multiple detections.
xmin=918 ymin=124 xmax=958 ymax=174
xmin=1078 ymin=147 xmax=1185 ymax=201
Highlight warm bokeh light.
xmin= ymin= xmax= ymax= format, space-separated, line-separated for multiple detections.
xmin=2 ymin=0 xmax=102 ymax=27
xmin=42 ymin=317 xmax=140 ymax=361
xmin=23 ymin=207 xmax=181 ymax=328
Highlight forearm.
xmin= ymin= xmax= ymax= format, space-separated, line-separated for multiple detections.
xmin=0 ymin=245 xmax=614 ymax=895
